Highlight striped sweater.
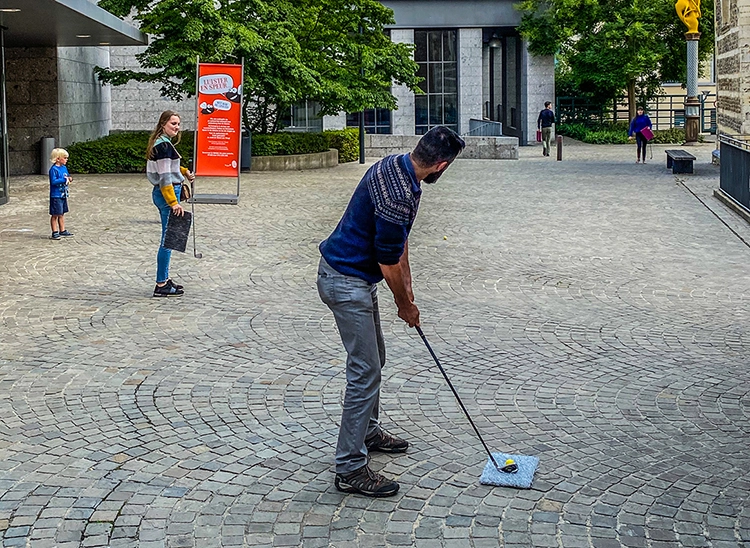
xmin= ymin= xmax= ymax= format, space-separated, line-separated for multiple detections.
xmin=147 ymin=135 xmax=184 ymax=206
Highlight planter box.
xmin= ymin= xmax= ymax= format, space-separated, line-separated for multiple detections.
xmin=250 ymin=149 xmax=338 ymax=171
xmin=364 ymin=134 xmax=518 ymax=160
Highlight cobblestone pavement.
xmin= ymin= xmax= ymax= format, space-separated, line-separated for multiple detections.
xmin=1 ymin=142 xmax=748 ymax=548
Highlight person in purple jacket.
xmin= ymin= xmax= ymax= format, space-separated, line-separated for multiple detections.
xmin=317 ymin=126 xmax=465 ymax=498
xmin=628 ymin=106 xmax=653 ymax=164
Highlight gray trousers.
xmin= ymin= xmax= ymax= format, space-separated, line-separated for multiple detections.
xmin=542 ymin=127 xmax=553 ymax=155
xmin=316 ymin=257 xmax=385 ymax=474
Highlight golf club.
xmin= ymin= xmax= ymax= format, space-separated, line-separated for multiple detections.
xmin=188 ymin=158 xmax=203 ymax=259
xmin=415 ymin=325 xmax=502 ymax=472
xmin=190 ymin=191 xmax=202 ymax=259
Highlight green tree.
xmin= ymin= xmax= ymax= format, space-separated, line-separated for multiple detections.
xmin=97 ymin=0 xmax=421 ymax=133
xmin=517 ymin=0 xmax=714 ymax=120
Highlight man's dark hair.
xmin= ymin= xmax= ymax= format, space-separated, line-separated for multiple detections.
xmin=412 ymin=126 xmax=466 ymax=167
xmin=544 ymin=101 xmax=552 ymax=108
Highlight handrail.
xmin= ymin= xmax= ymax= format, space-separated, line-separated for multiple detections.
xmin=464 ymin=119 xmax=503 ymax=137
xmin=719 ymin=134 xmax=750 ymax=151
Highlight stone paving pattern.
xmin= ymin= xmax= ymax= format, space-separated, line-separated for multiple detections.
xmin=0 ymin=142 xmax=748 ymax=548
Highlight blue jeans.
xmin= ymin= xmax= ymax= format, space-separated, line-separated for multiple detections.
xmin=316 ymin=257 xmax=386 ymax=474
xmin=152 ymin=184 xmax=181 ymax=283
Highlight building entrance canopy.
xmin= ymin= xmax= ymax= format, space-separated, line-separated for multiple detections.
xmin=0 ymin=0 xmax=146 ymax=47
xmin=0 ymin=0 xmax=146 ymax=205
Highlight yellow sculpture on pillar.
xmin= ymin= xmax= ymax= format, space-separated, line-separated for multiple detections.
xmin=675 ymin=0 xmax=701 ymax=33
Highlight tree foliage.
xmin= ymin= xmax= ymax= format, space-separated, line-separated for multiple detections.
xmin=517 ymin=0 xmax=714 ymax=119
xmin=97 ymin=0 xmax=421 ymax=133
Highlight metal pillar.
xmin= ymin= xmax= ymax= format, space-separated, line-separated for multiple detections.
xmin=684 ymin=32 xmax=701 ymax=144
xmin=0 ymin=27 xmax=8 ymax=205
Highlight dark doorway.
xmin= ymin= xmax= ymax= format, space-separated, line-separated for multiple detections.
xmin=484 ymin=29 xmax=523 ymax=140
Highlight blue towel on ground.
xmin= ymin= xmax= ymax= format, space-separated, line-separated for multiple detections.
xmin=479 ymin=452 xmax=539 ymax=488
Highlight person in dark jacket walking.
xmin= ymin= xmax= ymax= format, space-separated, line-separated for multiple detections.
xmin=628 ymin=107 xmax=653 ymax=164
xmin=537 ymin=101 xmax=555 ymax=156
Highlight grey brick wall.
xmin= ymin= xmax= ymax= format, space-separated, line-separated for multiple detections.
xmin=5 ymin=48 xmax=58 ymax=175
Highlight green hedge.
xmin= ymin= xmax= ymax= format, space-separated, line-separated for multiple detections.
xmin=67 ymin=132 xmax=194 ymax=174
xmin=557 ymin=122 xmax=698 ymax=145
xmin=323 ymin=128 xmax=359 ymax=163
xmin=66 ymin=128 xmax=360 ymax=173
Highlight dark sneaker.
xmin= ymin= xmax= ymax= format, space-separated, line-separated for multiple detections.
xmin=335 ymin=465 xmax=399 ymax=497
xmin=59 ymin=230 xmax=74 ymax=237
xmin=50 ymin=232 xmax=61 ymax=240
xmin=365 ymin=430 xmax=409 ymax=454
xmin=153 ymin=282 xmax=184 ymax=297
xmin=167 ymin=279 xmax=183 ymax=290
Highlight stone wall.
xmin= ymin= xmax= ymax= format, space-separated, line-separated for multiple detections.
xmin=5 ymin=48 xmax=59 ymax=175
xmin=390 ymin=29 xmax=416 ymax=135
xmin=458 ymin=29 xmax=484 ymax=134
xmin=365 ymin=134 xmax=518 ymax=159
xmin=715 ymin=0 xmax=750 ymax=134
xmin=108 ymin=46 xmax=193 ymax=131
xmin=524 ymin=45 xmax=555 ymax=145
xmin=57 ymin=47 xmax=112 ymax=147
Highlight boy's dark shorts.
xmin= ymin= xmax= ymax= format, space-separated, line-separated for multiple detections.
xmin=49 ymin=197 xmax=69 ymax=216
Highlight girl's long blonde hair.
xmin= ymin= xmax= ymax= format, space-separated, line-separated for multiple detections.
xmin=146 ymin=110 xmax=181 ymax=159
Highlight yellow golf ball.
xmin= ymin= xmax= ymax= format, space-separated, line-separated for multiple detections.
xmin=443 ymin=235 xmax=447 ymax=240
xmin=505 ymin=459 xmax=515 ymax=465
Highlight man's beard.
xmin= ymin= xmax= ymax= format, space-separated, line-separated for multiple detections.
xmin=422 ymin=169 xmax=444 ymax=184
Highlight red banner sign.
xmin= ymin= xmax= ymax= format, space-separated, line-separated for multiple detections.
xmin=195 ymin=63 xmax=243 ymax=177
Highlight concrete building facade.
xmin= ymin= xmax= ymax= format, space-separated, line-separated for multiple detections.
xmin=715 ymin=0 xmax=750 ymax=135
xmin=106 ymin=0 xmax=554 ymax=146
xmin=0 ymin=0 xmax=145 ymax=204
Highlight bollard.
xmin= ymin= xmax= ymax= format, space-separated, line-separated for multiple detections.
xmin=556 ymin=135 xmax=563 ymax=161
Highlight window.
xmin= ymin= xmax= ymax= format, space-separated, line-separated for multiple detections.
xmin=346 ymin=108 xmax=392 ymax=134
xmin=720 ymin=0 xmax=730 ymax=26
xmin=279 ymin=101 xmax=322 ymax=132
xmin=414 ymin=30 xmax=458 ymax=135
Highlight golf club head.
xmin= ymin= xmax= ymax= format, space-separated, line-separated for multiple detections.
xmin=194 ymin=251 xmax=203 ymax=259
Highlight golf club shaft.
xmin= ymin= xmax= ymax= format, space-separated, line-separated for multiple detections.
xmin=415 ymin=326 xmax=501 ymax=471
xmin=189 ymin=181 xmax=202 ymax=258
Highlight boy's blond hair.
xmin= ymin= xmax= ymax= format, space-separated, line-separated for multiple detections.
xmin=50 ymin=148 xmax=69 ymax=162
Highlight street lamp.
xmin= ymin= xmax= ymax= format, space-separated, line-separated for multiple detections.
xmin=676 ymin=0 xmax=701 ymax=144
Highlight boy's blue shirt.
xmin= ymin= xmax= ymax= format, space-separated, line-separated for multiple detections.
xmin=320 ymin=154 xmax=421 ymax=284
xmin=49 ymin=164 xmax=70 ymax=198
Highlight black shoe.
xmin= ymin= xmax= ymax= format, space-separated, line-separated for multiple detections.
xmin=50 ymin=232 xmax=61 ymax=240
xmin=153 ymin=282 xmax=184 ymax=297
xmin=365 ymin=430 xmax=409 ymax=454
xmin=167 ymin=279 xmax=183 ymax=290
xmin=59 ymin=230 xmax=74 ymax=237
xmin=335 ymin=465 xmax=399 ymax=497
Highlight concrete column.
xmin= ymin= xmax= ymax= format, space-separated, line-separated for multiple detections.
xmin=390 ymin=29 xmax=415 ymax=135
xmin=458 ymin=28 xmax=483 ymax=134
xmin=523 ymin=42 xmax=554 ymax=146
xmin=323 ymin=114 xmax=346 ymax=131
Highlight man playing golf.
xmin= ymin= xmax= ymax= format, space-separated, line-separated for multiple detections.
xmin=317 ymin=126 xmax=465 ymax=497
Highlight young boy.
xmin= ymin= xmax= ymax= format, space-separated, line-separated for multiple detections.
xmin=49 ymin=148 xmax=74 ymax=240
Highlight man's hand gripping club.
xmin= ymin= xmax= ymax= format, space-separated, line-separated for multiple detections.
xmin=380 ymin=241 xmax=420 ymax=327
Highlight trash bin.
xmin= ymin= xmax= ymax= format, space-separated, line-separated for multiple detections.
xmin=40 ymin=137 xmax=55 ymax=175
xmin=241 ymin=129 xmax=251 ymax=172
